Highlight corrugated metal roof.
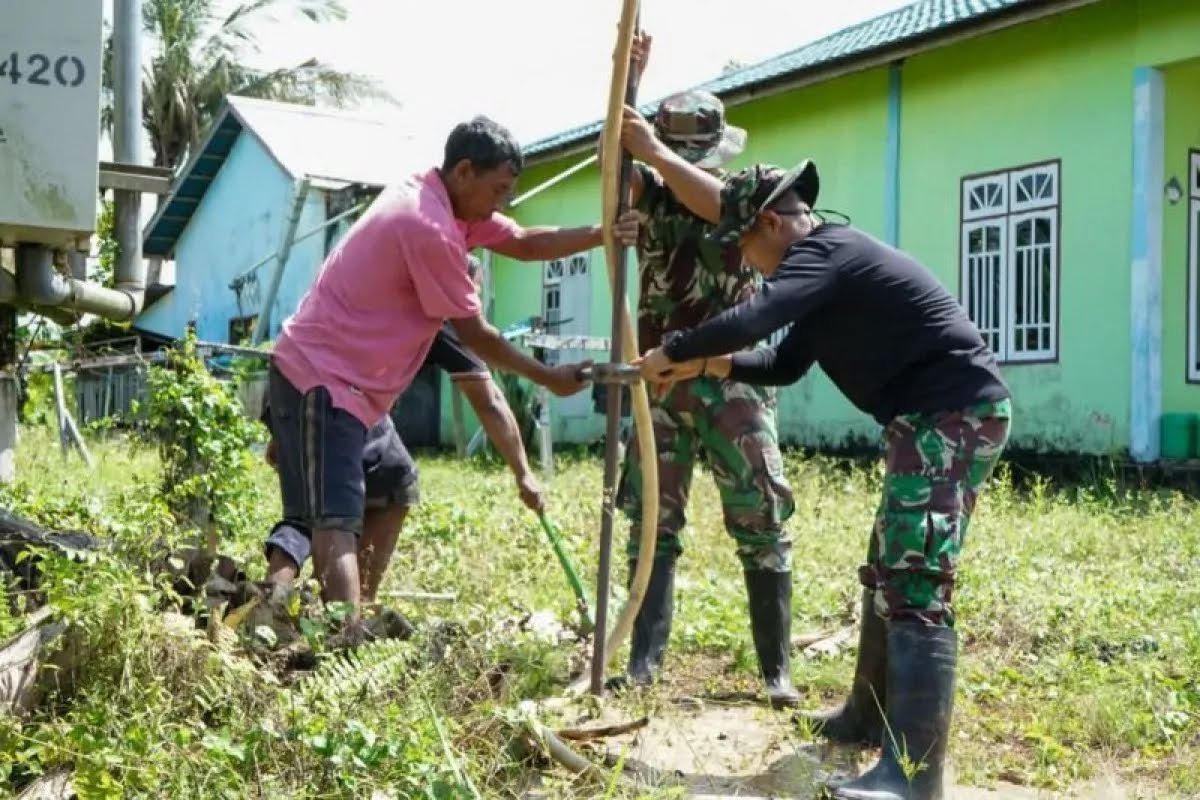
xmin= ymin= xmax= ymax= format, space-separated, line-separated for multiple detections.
xmin=230 ymin=97 xmax=418 ymax=187
xmin=142 ymin=96 xmax=417 ymax=258
xmin=521 ymin=0 xmax=1056 ymax=160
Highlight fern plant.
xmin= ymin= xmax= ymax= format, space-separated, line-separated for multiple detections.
xmin=297 ymin=638 xmax=420 ymax=712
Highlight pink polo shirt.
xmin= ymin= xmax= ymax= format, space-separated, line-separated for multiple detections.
xmin=272 ymin=168 xmax=520 ymax=426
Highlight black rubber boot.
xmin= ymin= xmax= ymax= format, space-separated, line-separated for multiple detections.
xmin=799 ymin=588 xmax=887 ymax=745
xmin=828 ymin=622 xmax=957 ymax=800
xmin=743 ymin=570 xmax=801 ymax=709
xmin=607 ymin=554 xmax=676 ymax=689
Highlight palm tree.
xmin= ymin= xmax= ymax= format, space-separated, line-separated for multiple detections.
xmin=104 ymin=0 xmax=394 ymax=171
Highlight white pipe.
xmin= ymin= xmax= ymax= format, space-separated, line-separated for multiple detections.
xmin=509 ymin=154 xmax=598 ymax=208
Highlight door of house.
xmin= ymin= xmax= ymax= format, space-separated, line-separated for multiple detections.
xmin=543 ymin=252 xmax=593 ymax=419
xmin=391 ymin=362 xmax=441 ymax=449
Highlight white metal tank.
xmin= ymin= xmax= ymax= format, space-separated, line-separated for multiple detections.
xmin=0 ymin=0 xmax=103 ymax=251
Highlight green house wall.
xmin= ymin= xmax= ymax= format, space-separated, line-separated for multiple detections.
xmin=1162 ymin=58 xmax=1200 ymax=417
xmin=451 ymin=0 xmax=1200 ymax=456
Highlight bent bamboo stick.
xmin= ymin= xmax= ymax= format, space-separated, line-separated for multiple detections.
xmin=568 ymin=0 xmax=658 ymax=696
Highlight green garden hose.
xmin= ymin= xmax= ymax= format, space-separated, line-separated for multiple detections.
xmin=537 ymin=512 xmax=594 ymax=632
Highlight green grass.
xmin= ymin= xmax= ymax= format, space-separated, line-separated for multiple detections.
xmin=1 ymin=425 xmax=1198 ymax=798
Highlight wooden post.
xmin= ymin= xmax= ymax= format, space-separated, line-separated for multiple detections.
xmin=51 ymin=363 xmax=94 ymax=466
xmin=451 ymin=384 xmax=467 ymax=458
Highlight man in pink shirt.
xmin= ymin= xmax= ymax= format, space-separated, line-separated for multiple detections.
xmin=267 ymin=116 xmax=637 ymax=636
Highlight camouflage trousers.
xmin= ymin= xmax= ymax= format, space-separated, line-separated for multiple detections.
xmin=859 ymin=398 xmax=1012 ymax=628
xmin=617 ymin=376 xmax=796 ymax=572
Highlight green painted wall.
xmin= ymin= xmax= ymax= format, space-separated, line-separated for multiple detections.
xmin=724 ymin=69 xmax=892 ymax=448
xmin=475 ymin=0 xmax=1200 ymax=455
xmin=899 ymin=0 xmax=1200 ymax=454
xmin=900 ymin=0 xmax=1135 ymax=454
xmin=1162 ymin=58 xmax=1200 ymax=415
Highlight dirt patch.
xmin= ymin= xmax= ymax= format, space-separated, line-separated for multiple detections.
xmin=596 ymin=700 xmax=849 ymax=797
xmin=534 ymin=699 xmax=1135 ymax=799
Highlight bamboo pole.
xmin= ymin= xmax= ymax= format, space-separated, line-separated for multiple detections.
xmin=576 ymin=0 xmax=659 ymax=696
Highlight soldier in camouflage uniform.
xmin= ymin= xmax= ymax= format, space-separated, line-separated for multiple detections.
xmin=630 ymin=156 xmax=1013 ymax=800
xmin=608 ymin=69 xmax=801 ymax=707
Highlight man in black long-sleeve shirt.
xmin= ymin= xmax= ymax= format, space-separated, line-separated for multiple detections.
xmin=621 ymin=111 xmax=1010 ymax=800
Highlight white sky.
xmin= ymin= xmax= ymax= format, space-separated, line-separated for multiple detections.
xmin=108 ymin=0 xmax=915 ymax=165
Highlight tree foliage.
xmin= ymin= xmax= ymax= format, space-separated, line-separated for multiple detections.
xmin=103 ymin=0 xmax=395 ymax=170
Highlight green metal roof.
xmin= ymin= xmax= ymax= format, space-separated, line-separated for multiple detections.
xmin=522 ymin=0 xmax=1077 ymax=161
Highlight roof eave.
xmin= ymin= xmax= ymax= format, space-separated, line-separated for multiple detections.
xmin=524 ymin=0 xmax=1100 ymax=167
xmin=140 ymin=100 xmax=242 ymax=258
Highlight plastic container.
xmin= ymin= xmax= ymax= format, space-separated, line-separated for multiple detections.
xmin=1160 ymin=412 xmax=1198 ymax=460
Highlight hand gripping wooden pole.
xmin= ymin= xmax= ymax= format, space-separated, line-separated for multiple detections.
xmin=575 ymin=0 xmax=660 ymax=696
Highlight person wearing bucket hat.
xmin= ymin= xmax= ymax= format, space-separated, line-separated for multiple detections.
xmin=599 ymin=32 xmax=800 ymax=709
xmin=630 ymin=158 xmax=1013 ymax=800
xmin=651 ymin=88 xmax=748 ymax=170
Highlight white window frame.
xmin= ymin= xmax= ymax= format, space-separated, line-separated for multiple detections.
xmin=1187 ymin=150 xmax=1200 ymax=383
xmin=959 ymin=161 xmax=1060 ymax=364
xmin=542 ymin=253 xmax=591 ymax=366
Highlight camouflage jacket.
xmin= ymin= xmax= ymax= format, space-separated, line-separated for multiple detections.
xmin=634 ymin=163 xmax=758 ymax=351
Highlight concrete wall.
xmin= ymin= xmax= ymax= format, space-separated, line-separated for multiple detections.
xmin=898 ymin=0 xmax=1138 ymax=454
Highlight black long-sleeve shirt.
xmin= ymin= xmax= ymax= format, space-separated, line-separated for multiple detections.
xmin=662 ymin=224 xmax=1010 ymax=424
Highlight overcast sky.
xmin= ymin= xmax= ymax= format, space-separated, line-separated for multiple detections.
xmin=108 ymin=0 xmax=914 ymax=165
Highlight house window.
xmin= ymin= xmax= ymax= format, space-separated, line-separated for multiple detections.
xmin=229 ymin=314 xmax=257 ymax=345
xmin=960 ymin=161 xmax=1060 ymax=363
xmin=542 ymin=254 xmax=590 ymax=366
xmin=1188 ymin=150 xmax=1200 ymax=382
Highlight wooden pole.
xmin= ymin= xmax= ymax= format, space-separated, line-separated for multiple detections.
xmin=451 ymin=384 xmax=467 ymax=458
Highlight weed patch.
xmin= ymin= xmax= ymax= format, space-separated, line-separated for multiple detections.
xmin=0 ymin=428 xmax=1197 ymax=797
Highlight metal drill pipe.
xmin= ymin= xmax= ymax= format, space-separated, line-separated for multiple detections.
xmin=577 ymin=363 xmax=643 ymax=385
xmin=590 ymin=3 xmax=642 ymax=696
